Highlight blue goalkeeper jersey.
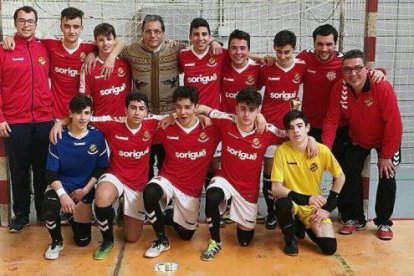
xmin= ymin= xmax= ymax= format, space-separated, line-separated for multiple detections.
xmin=46 ymin=125 xmax=109 ymax=194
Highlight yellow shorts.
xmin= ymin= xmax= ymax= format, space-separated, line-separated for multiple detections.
xmin=293 ymin=203 xmax=332 ymax=228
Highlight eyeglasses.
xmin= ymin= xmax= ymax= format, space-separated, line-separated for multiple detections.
xmin=343 ymin=65 xmax=364 ymax=74
xmin=15 ymin=18 xmax=37 ymax=26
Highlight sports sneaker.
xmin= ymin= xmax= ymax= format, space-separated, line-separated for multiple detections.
xmin=200 ymin=239 xmax=222 ymax=261
xmin=222 ymin=208 xmax=233 ymax=224
xmin=44 ymin=240 xmax=64 ymax=260
xmin=219 ymin=217 xmax=226 ymax=228
xmin=94 ymin=241 xmax=114 ymax=260
xmin=265 ymin=214 xmax=277 ymax=230
xmin=283 ymin=237 xmax=298 ymax=256
xmin=9 ymin=215 xmax=29 ymax=233
xmin=377 ymin=225 xmax=393 ymax=240
xmin=144 ymin=238 xmax=170 ymax=258
xmin=339 ymin=220 xmax=366 ymax=235
xmin=256 ymin=211 xmax=265 ymax=224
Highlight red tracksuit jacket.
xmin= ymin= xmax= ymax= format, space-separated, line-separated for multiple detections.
xmin=322 ymin=78 xmax=402 ymax=159
xmin=0 ymin=35 xmax=53 ymax=124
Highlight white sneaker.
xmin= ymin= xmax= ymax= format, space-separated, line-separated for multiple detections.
xmin=144 ymin=239 xmax=170 ymax=258
xmin=45 ymin=241 xmax=64 ymax=260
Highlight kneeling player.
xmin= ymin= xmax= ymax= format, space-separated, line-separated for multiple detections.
xmin=271 ymin=110 xmax=345 ymax=256
xmin=92 ymin=93 xmax=164 ymax=260
xmin=143 ymin=86 xmax=220 ymax=258
xmin=198 ymin=89 xmax=318 ymax=261
xmin=43 ymin=96 xmax=109 ymax=260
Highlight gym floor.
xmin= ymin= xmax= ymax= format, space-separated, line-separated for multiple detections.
xmin=0 ymin=220 xmax=412 ymax=275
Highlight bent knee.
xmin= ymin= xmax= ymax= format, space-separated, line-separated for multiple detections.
xmin=316 ymin=237 xmax=337 ymax=255
xmin=125 ymin=234 xmax=140 ymax=243
xmin=95 ymin=186 xmax=117 ymax=206
xmin=237 ymin=227 xmax=254 ymax=247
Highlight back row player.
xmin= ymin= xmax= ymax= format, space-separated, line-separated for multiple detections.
xmin=3 ymin=7 xmax=124 ymax=120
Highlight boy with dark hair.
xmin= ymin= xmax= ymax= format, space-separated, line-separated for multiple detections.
xmin=143 ymin=85 xmax=220 ymax=258
xmin=272 ymin=110 xmax=344 ymax=256
xmin=91 ymin=92 xmax=164 ymax=259
xmin=197 ymin=88 xmax=293 ymax=261
xmin=221 ymin=29 xmax=260 ymax=114
xmin=179 ymin=17 xmax=228 ymax=110
xmin=80 ymin=23 xmax=132 ymax=118
xmin=43 ymin=95 xmax=109 ymax=259
xmin=258 ymin=30 xmax=306 ymax=230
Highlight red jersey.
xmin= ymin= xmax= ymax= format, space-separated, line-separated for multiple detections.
xmin=154 ymin=120 xmax=220 ymax=197
xmin=209 ymin=110 xmax=285 ymax=203
xmin=80 ymin=57 xmax=132 ymax=118
xmin=179 ymin=47 xmax=229 ymax=109
xmin=322 ymin=79 xmax=402 ymax=159
xmin=297 ymin=50 xmax=343 ymax=129
xmin=0 ymin=35 xmax=53 ymax=124
xmin=221 ymin=59 xmax=261 ymax=113
xmin=258 ymin=58 xmax=306 ymax=129
xmin=42 ymin=38 xmax=96 ymax=119
xmin=93 ymin=116 xmax=160 ymax=191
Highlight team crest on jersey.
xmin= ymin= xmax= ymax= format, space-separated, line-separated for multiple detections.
xmin=309 ymin=162 xmax=318 ymax=172
xmin=364 ymin=97 xmax=373 ymax=107
xmin=293 ymin=73 xmax=301 ymax=84
xmin=246 ymin=75 xmax=255 ymax=86
xmin=80 ymin=52 xmax=86 ymax=61
xmin=207 ymin=57 xmax=217 ymax=67
xmin=88 ymin=144 xmax=98 ymax=155
xmin=38 ymin=56 xmax=46 ymax=65
xmin=326 ymin=70 xmax=337 ymax=81
xmin=142 ymin=130 xmax=151 ymax=141
xmin=198 ymin=131 xmax=209 ymax=142
xmin=118 ymin=67 xmax=126 ymax=77
xmin=252 ymin=138 xmax=261 ymax=149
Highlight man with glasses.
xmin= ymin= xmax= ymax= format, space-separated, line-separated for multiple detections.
xmin=322 ymin=49 xmax=402 ymax=240
xmin=0 ymin=6 xmax=54 ymax=232
xmin=116 ymin=14 xmax=184 ymax=178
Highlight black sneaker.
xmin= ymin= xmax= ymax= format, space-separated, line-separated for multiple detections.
xmin=283 ymin=237 xmax=298 ymax=256
xmin=219 ymin=215 xmax=226 ymax=228
xmin=265 ymin=214 xmax=277 ymax=230
xmin=9 ymin=215 xmax=30 ymax=233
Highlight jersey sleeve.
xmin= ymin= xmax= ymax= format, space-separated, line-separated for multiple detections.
xmin=209 ymin=109 xmax=235 ymax=129
xmin=267 ymin=123 xmax=287 ymax=140
xmin=177 ymin=51 xmax=184 ymax=72
xmin=153 ymin=127 xmax=166 ymax=145
xmin=271 ymin=145 xmax=286 ymax=183
xmin=257 ymin=65 xmax=266 ymax=89
xmin=0 ymin=49 xmax=5 ymax=122
xmin=96 ymin=131 xmax=110 ymax=169
xmin=46 ymin=143 xmax=60 ymax=173
xmin=79 ymin=70 xmax=93 ymax=96
xmin=321 ymin=145 xmax=343 ymax=178
xmin=322 ymin=81 xmax=343 ymax=148
xmin=378 ymin=81 xmax=403 ymax=158
xmin=90 ymin=117 xmax=114 ymax=136
xmin=119 ymin=46 xmax=129 ymax=60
